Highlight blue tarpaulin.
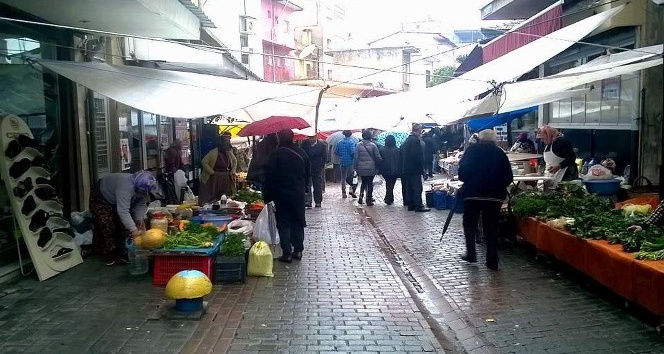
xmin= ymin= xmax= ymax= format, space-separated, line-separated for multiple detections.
xmin=466 ymin=106 xmax=537 ymax=132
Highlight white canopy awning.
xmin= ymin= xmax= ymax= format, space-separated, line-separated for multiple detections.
xmin=460 ymin=57 xmax=663 ymax=121
xmin=39 ymin=60 xmax=332 ymax=121
xmin=333 ymin=5 xmax=625 ymax=130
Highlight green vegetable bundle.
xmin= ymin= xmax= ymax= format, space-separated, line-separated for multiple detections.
xmin=233 ymin=189 xmax=263 ymax=203
xmin=220 ymin=232 xmax=246 ymax=257
xmin=163 ymin=223 xmax=219 ymax=249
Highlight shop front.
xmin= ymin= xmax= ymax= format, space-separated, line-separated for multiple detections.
xmin=0 ymin=6 xmax=81 ymax=268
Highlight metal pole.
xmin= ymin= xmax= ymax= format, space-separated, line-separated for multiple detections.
xmin=314 ymin=85 xmax=329 ymax=133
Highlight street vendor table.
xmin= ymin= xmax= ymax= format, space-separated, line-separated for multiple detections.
xmin=512 ymin=175 xmax=555 ymax=188
xmin=507 ymin=153 xmax=542 ymax=162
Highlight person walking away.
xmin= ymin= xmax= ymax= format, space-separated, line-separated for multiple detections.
xmin=301 ymin=134 xmax=328 ymax=208
xmin=422 ymin=132 xmax=437 ymax=179
xmin=458 ymin=129 xmax=513 ymax=270
xmin=164 ymin=140 xmax=183 ymax=174
xmin=247 ymin=133 xmax=278 ymax=190
xmin=263 ymin=129 xmax=310 ymax=263
xmin=198 ymin=138 xmax=237 ymax=206
xmin=335 ymin=130 xmax=357 ymax=199
xmin=401 ymin=124 xmax=430 ymax=212
xmin=330 ymin=143 xmax=342 ymax=183
xmin=379 ymin=135 xmax=401 ymax=205
xmin=90 ymin=171 xmax=156 ymax=266
xmin=354 ymin=130 xmax=382 ymax=206
xmin=537 ymin=125 xmax=577 ymax=189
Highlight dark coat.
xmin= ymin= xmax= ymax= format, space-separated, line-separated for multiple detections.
xmin=546 ymin=137 xmax=578 ymax=181
xmin=423 ymin=136 xmax=436 ymax=156
xmin=379 ymin=145 xmax=401 ymax=177
xmin=263 ymin=143 xmax=311 ymax=226
xmin=401 ymin=134 xmax=425 ymax=176
xmin=458 ymin=142 xmax=513 ymax=202
xmin=301 ymin=139 xmax=328 ymax=171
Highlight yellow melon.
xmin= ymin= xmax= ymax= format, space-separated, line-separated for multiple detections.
xmin=140 ymin=228 xmax=166 ymax=249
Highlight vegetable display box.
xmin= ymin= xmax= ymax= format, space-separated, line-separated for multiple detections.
xmin=153 ymin=254 xmax=215 ymax=286
xmin=130 ymin=233 xmax=225 ymax=256
xmin=214 ymin=256 xmax=246 ymax=284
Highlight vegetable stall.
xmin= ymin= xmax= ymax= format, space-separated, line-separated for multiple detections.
xmin=512 ymin=186 xmax=664 ymax=318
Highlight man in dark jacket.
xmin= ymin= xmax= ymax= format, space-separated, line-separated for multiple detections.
xmin=422 ymin=132 xmax=437 ymax=179
xmin=400 ymin=123 xmax=430 ymax=212
xmin=301 ymin=135 xmax=328 ymax=208
xmin=458 ymin=129 xmax=513 ymax=270
xmin=263 ymin=129 xmax=311 ymax=263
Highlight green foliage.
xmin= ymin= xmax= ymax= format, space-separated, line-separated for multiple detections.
xmin=220 ymin=232 xmax=246 ymax=257
xmin=428 ymin=66 xmax=457 ymax=87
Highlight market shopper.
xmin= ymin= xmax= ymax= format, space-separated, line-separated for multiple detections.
xmin=401 ymin=123 xmax=430 ymax=212
xmin=510 ymin=132 xmax=536 ymax=154
xmin=263 ymin=129 xmax=311 ymax=263
xmin=247 ymin=133 xmax=278 ymax=190
xmin=379 ymin=134 xmax=401 ymax=205
xmin=336 ymin=130 xmax=357 ymax=199
xmin=537 ymin=125 xmax=578 ymax=188
xmin=458 ymin=129 xmax=513 ymax=270
xmin=354 ymin=130 xmax=382 ymax=206
xmin=164 ymin=139 xmax=183 ymax=174
xmin=89 ymin=171 xmax=156 ymax=266
xmin=423 ymin=131 xmax=437 ymax=179
xmin=198 ymin=138 xmax=237 ymax=206
xmin=301 ymin=134 xmax=328 ymax=208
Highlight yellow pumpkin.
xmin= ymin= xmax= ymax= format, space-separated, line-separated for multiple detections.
xmin=133 ymin=235 xmax=144 ymax=248
xmin=140 ymin=228 xmax=166 ymax=249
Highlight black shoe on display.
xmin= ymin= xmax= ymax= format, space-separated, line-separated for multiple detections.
xmin=21 ymin=195 xmax=37 ymax=216
xmin=5 ymin=135 xmax=38 ymax=159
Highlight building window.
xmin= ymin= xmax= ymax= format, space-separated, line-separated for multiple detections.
xmin=275 ymin=16 xmax=279 ymax=24
xmin=284 ymin=20 xmax=289 ymax=33
xmin=425 ymin=70 xmax=431 ymax=86
xmin=267 ymin=10 xmax=271 ymax=18
xmin=240 ymin=34 xmax=249 ymax=47
xmin=402 ymin=52 xmax=411 ymax=84
xmin=266 ymin=55 xmax=273 ymax=66
xmin=241 ymin=53 xmax=250 ymax=64
xmin=327 ymin=69 xmax=332 ymax=80
xmin=91 ymin=93 xmax=110 ymax=179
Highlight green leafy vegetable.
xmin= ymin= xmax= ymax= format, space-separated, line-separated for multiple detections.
xmin=220 ymin=232 xmax=246 ymax=257
xmin=163 ymin=223 xmax=219 ymax=249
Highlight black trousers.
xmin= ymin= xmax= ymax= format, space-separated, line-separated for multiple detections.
xmin=384 ymin=176 xmax=398 ymax=204
xmin=359 ymin=175 xmax=374 ymax=203
xmin=463 ymin=199 xmax=501 ymax=267
xmin=276 ymin=211 xmax=305 ymax=257
xmin=402 ymin=175 xmax=423 ymax=208
xmin=307 ymin=167 xmax=324 ymax=204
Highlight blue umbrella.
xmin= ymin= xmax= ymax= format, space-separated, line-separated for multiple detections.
xmin=374 ymin=131 xmax=409 ymax=148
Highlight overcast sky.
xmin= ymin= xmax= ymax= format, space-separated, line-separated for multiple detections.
xmin=342 ymin=0 xmax=502 ymax=40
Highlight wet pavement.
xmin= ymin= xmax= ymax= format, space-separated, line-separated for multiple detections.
xmin=0 ymin=178 xmax=663 ymax=354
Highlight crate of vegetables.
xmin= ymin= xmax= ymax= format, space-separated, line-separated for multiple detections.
xmin=154 ymin=222 xmax=227 ymax=256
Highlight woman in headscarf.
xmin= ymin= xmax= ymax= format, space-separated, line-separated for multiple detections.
xmin=537 ymin=125 xmax=578 ymax=187
xmin=510 ymin=132 xmax=536 ymax=154
xmin=354 ymin=130 xmax=382 ymax=206
xmin=263 ymin=129 xmax=310 ymax=263
xmin=379 ymin=135 xmax=401 ymax=205
xmin=198 ymin=137 xmax=237 ymax=205
xmin=90 ymin=170 xmax=157 ymax=265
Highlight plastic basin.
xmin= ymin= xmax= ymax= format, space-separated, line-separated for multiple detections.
xmin=584 ymin=179 xmax=621 ymax=196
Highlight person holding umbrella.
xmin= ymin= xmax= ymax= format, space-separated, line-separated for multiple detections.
xmin=263 ymin=129 xmax=310 ymax=263
xmin=458 ymin=129 xmax=513 ymax=270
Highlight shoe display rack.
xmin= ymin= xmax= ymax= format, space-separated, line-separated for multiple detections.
xmin=0 ymin=114 xmax=83 ymax=281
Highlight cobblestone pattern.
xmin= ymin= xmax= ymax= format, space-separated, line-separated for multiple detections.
xmin=356 ymin=179 xmax=664 ymax=354
xmin=0 ymin=258 xmax=250 ymax=354
xmin=227 ymin=205 xmax=443 ymax=354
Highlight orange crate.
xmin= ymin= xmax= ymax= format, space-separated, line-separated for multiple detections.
xmin=153 ymin=255 xmax=215 ymax=286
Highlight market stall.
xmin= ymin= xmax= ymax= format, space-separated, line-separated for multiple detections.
xmin=512 ymin=187 xmax=664 ymax=318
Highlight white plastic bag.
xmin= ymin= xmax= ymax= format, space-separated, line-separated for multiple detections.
xmin=373 ymin=175 xmax=384 ymax=186
xmin=228 ymin=219 xmax=254 ymax=236
xmin=253 ymin=202 xmax=281 ymax=258
xmin=585 ymin=164 xmax=613 ymax=180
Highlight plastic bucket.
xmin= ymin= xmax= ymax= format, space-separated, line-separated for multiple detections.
xmin=199 ymin=215 xmax=233 ymax=227
xmin=425 ymin=191 xmax=435 ymax=208
xmin=434 ymin=191 xmax=448 ymax=210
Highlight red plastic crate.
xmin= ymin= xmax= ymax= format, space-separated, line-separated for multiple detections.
xmin=152 ymin=255 xmax=215 ymax=286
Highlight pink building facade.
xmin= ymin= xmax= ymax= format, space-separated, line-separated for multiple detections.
xmin=261 ymin=0 xmax=301 ymax=82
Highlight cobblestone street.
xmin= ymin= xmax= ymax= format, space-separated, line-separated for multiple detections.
xmin=1 ymin=180 xmax=664 ymax=354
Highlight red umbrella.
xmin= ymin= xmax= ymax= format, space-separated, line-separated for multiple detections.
xmin=237 ymin=116 xmax=310 ymax=137
xmin=293 ymin=131 xmax=333 ymax=141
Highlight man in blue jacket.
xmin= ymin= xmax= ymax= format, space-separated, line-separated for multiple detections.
xmin=335 ymin=130 xmax=357 ymax=199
